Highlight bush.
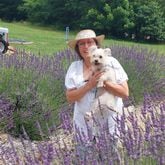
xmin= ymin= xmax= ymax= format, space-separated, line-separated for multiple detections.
xmin=0 ymin=94 xmax=164 ymax=164
xmin=110 ymin=45 xmax=164 ymax=104
xmin=0 ymin=49 xmax=76 ymax=140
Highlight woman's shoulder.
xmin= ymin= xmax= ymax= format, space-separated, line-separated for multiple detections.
xmin=108 ymin=56 xmax=118 ymax=62
xmin=71 ymin=60 xmax=83 ymax=65
xmin=70 ymin=60 xmax=83 ymax=67
xmin=107 ymin=56 xmax=122 ymax=69
xmin=68 ymin=60 xmax=83 ymax=71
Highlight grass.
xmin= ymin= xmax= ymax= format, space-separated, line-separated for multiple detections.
xmin=0 ymin=20 xmax=165 ymax=56
xmin=0 ymin=21 xmax=68 ymax=55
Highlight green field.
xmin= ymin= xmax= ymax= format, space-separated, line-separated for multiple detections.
xmin=0 ymin=20 xmax=165 ymax=56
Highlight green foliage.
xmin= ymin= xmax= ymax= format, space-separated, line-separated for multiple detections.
xmin=121 ymin=59 xmax=144 ymax=103
xmin=85 ymin=8 xmax=103 ymax=30
xmin=1 ymin=0 xmax=165 ymax=41
xmin=82 ymin=0 xmax=136 ymax=38
xmin=19 ymin=0 xmax=49 ymax=23
xmin=11 ymin=87 xmax=45 ymax=140
xmin=0 ymin=66 xmax=64 ymax=140
xmin=157 ymin=0 xmax=165 ymax=17
xmin=0 ymin=0 xmax=26 ymax=21
xmin=112 ymin=6 xmax=134 ymax=36
xmin=111 ymin=0 xmax=129 ymax=9
xmin=131 ymin=0 xmax=165 ymax=41
xmin=20 ymin=0 xmax=87 ymax=28
xmin=82 ymin=3 xmax=113 ymax=34
xmin=62 ymin=0 xmax=88 ymax=28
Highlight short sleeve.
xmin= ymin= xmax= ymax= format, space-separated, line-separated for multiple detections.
xmin=65 ymin=62 xmax=77 ymax=89
xmin=65 ymin=61 xmax=84 ymax=89
xmin=111 ymin=57 xmax=128 ymax=84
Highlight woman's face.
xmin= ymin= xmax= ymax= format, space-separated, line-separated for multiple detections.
xmin=77 ymin=38 xmax=96 ymax=60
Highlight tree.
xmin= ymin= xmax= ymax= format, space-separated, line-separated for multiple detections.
xmin=11 ymin=0 xmax=165 ymax=41
xmin=19 ymin=0 xmax=50 ymax=23
xmin=110 ymin=0 xmax=134 ymax=37
xmin=0 ymin=0 xmax=26 ymax=21
xmin=52 ymin=0 xmax=88 ymax=28
xmin=82 ymin=3 xmax=113 ymax=34
xmin=20 ymin=0 xmax=89 ymax=28
xmin=134 ymin=1 xmax=165 ymax=41
xmin=155 ymin=0 xmax=165 ymax=17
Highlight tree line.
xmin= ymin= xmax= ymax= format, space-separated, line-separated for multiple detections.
xmin=0 ymin=0 xmax=165 ymax=42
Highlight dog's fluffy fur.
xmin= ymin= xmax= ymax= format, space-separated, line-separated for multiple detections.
xmin=85 ymin=46 xmax=117 ymax=125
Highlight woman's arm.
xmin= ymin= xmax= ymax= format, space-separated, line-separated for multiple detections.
xmin=66 ymin=84 xmax=90 ymax=103
xmin=103 ymin=80 xmax=129 ymax=99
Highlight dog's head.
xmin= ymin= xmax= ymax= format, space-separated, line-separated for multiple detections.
xmin=88 ymin=46 xmax=111 ymax=68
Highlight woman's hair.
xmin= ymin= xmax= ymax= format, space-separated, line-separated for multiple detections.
xmin=75 ymin=39 xmax=100 ymax=60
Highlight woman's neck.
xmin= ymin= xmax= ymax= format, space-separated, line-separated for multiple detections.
xmin=83 ymin=61 xmax=93 ymax=81
xmin=83 ymin=60 xmax=91 ymax=70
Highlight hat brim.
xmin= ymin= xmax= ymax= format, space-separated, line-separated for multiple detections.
xmin=68 ymin=35 xmax=105 ymax=49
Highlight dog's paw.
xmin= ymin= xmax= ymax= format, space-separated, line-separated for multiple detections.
xmin=104 ymin=48 xmax=111 ymax=56
xmin=97 ymin=81 xmax=104 ymax=87
xmin=84 ymin=112 xmax=92 ymax=121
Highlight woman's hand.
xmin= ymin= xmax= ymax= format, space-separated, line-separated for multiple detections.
xmin=103 ymin=80 xmax=129 ymax=98
xmin=87 ymin=71 xmax=103 ymax=89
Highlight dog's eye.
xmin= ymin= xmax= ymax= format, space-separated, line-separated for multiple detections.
xmin=99 ymin=56 xmax=102 ymax=58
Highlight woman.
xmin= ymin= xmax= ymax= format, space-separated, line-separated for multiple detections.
xmin=65 ymin=29 xmax=129 ymax=138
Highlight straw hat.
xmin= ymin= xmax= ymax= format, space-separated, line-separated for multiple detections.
xmin=68 ymin=29 xmax=105 ymax=49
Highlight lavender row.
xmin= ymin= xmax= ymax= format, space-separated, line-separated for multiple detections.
xmin=0 ymin=93 xmax=164 ymax=164
xmin=0 ymin=45 xmax=164 ymax=164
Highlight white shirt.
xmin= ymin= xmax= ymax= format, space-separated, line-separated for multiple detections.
xmin=65 ymin=57 xmax=128 ymax=136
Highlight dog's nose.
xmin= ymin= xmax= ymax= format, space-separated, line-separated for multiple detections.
xmin=95 ymin=60 xmax=98 ymax=63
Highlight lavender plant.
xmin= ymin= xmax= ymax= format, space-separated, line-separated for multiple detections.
xmin=0 ymin=49 xmax=77 ymax=140
xmin=111 ymin=45 xmax=165 ymax=104
xmin=0 ymin=96 xmax=164 ymax=164
xmin=117 ymin=93 xmax=164 ymax=165
xmin=0 ymin=45 xmax=164 ymax=164
xmin=0 ymin=96 xmax=14 ymax=132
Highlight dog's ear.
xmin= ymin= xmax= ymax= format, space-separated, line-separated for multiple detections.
xmin=104 ymin=48 xmax=111 ymax=56
xmin=88 ymin=45 xmax=97 ymax=54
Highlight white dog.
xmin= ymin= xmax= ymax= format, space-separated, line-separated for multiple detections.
xmin=85 ymin=46 xmax=117 ymax=126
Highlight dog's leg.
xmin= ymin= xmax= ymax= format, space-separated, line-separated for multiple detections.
xmin=97 ymin=74 xmax=106 ymax=87
xmin=84 ymin=98 xmax=100 ymax=122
